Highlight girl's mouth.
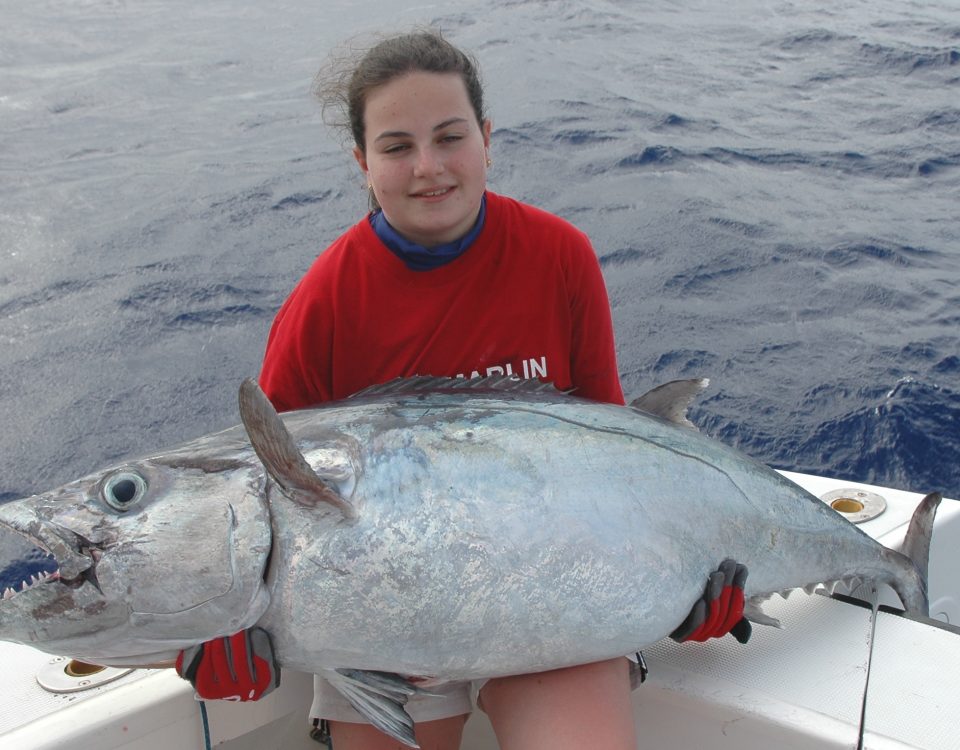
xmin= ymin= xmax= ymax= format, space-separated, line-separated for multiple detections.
xmin=413 ymin=186 xmax=453 ymax=199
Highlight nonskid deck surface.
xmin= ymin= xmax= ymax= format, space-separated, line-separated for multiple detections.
xmin=1 ymin=474 xmax=958 ymax=750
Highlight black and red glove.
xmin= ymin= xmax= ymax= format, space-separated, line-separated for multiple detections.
xmin=671 ymin=559 xmax=751 ymax=644
xmin=176 ymin=627 xmax=280 ymax=701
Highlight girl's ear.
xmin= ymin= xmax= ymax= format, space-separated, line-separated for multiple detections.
xmin=482 ymin=119 xmax=492 ymax=149
xmin=353 ymin=146 xmax=369 ymax=174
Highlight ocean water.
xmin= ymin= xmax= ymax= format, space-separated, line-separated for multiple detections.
xmin=1 ymin=0 xmax=958 ymax=523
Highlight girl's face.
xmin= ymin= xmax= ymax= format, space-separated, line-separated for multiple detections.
xmin=354 ymin=71 xmax=492 ymax=248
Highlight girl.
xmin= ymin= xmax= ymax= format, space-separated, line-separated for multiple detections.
xmin=177 ymin=30 xmax=747 ymax=750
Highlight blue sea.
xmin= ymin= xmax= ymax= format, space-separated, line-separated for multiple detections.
xmin=1 ymin=0 xmax=958 ymax=518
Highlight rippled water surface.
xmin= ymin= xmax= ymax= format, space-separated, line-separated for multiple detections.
xmin=1 ymin=0 xmax=958 ymax=506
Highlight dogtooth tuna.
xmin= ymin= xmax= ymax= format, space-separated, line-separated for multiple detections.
xmin=0 ymin=377 xmax=941 ymax=746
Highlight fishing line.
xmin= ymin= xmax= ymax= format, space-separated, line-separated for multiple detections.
xmin=855 ymin=586 xmax=880 ymax=750
xmin=199 ymin=700 xmax=212 ymax=750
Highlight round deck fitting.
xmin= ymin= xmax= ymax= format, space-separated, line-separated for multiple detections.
xmin=820 ymin=488 xmax=887 ymax=524
xmin=36 ymin=657 xmax=134 ymax=693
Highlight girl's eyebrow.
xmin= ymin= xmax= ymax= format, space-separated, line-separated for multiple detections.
xmin=433 ymin=117 xmax=469 ymax=131
xmin=374 ymin=117 xmax=470 ymax=142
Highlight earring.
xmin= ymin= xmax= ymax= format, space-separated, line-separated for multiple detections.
xmin=486 ymin=156 xmax=492 ymax=167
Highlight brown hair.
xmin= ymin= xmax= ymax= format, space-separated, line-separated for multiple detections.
xmin=315 ymin=29 xmax=486 ymax=154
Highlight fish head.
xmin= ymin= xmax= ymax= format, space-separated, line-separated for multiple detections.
xmin=0 ymin=443 xmax=272 ymax=665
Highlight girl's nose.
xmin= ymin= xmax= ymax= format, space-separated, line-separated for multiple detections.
xmin=413 ymin=146 xmax=444 ymax=177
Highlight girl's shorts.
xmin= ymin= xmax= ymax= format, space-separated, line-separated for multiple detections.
xmin=309 ymin=655 xmax=640 ymax=723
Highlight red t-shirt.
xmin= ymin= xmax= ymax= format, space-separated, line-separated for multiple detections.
xmin=259 ymin=191 xmax=624 ymax=410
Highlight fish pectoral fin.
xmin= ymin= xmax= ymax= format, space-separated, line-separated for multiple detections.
xmin=629 ymin=378 xmax=709 ymax=430
xmin=238 ymin=379 xmax=357 ymax=519
xmin=324 ymin=668 xmax=436 ymax=748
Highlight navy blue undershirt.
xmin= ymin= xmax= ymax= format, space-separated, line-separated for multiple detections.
xmin=369 ymin=194 xmax=487 ymax=271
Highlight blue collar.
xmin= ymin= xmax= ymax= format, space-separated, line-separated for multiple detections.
xmin=369 ymin=195 xmax=486 ymax=271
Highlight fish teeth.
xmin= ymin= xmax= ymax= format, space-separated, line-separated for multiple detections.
xmin=2 ymin=569 xmax=58 ymax=600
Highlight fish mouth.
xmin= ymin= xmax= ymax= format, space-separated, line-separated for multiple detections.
xmin=1 ymin=555 xmax=61 ymax=601
xmin=0 ymin=515 xmax=103 ymax=602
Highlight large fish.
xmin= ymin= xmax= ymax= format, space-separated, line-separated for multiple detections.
xmin=0 ymin=377 xmax=941 ymax=746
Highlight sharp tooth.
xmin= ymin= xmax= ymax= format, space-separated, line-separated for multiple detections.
xmin=803 ymin=583 xmax=819 ymax=595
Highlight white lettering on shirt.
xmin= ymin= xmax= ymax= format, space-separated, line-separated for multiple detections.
xmin=524 ymin=356 xmax=547 ymax=380
xmin=456 ymin=356 xmax=547 ymax=381
xmin=485 ymin=363 xmax=514 ymax=377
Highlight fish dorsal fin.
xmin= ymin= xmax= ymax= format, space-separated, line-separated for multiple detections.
xmin=350 ymin=375 xmax=560 ymax=399
xmin=238 ymin=378 xmax=357 ymax=519
xmin=629 ymin=378 xmax=709 ymax=430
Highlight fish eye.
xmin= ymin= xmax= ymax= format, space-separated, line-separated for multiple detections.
xmin=101 ymin=471 xmax=148 ymax=512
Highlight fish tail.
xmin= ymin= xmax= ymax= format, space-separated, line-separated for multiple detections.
xmin=887 ymin=491 xmax=942 ymax=616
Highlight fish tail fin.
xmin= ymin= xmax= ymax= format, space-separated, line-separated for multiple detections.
xmin=889 ymin=491 xmax=942 ymax=616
